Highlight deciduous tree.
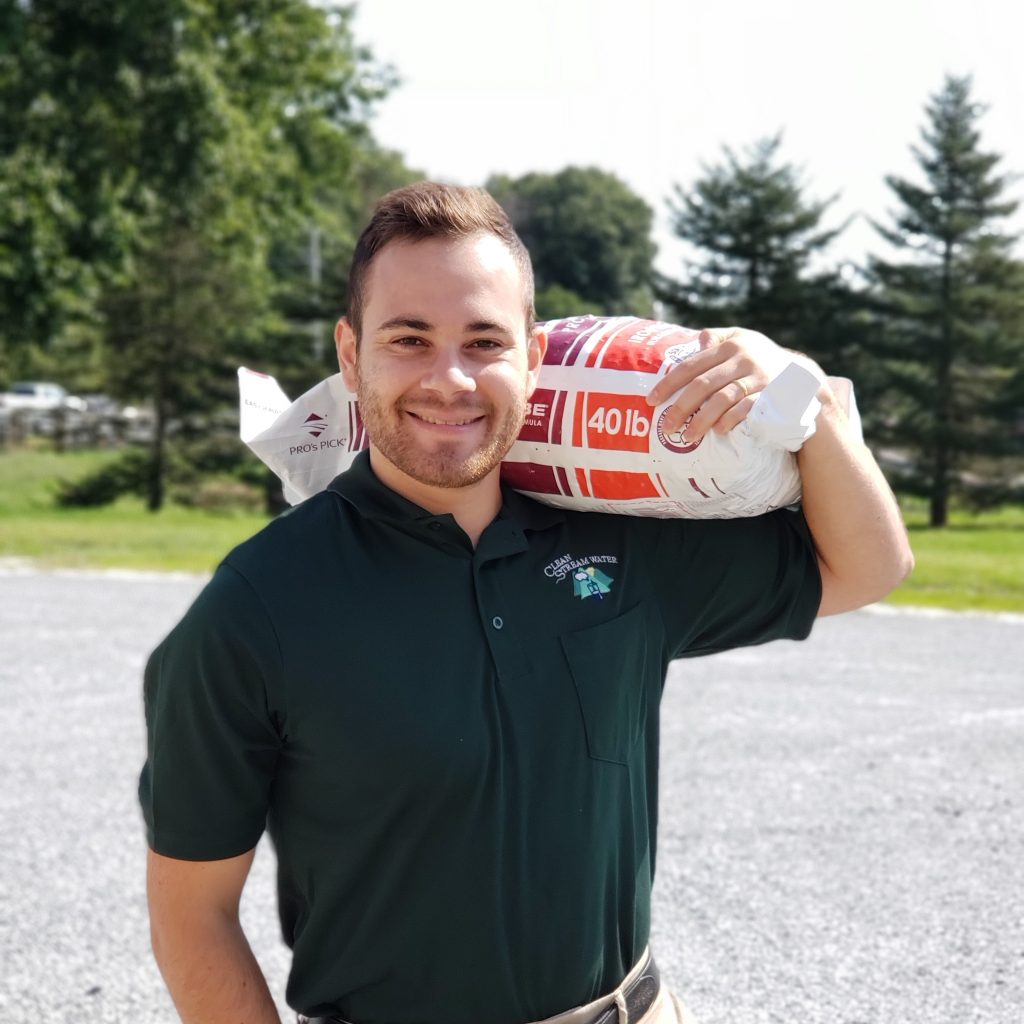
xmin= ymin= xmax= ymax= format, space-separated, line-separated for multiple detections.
xmin=1 ymin=1 xmax=396 ymax=508
xmin=487 ymin=167 xmax=656 ymax=317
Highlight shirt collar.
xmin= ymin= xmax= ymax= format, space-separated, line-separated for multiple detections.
xmin=326 ymin=450 xmax=565 ymax=535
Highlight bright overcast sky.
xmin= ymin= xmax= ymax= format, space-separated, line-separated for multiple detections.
xmin=351 ymin=0 xmax=1024 ymax=274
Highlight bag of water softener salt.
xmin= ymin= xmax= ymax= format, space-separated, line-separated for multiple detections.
xmin=239 ymin=314 xmax=832 ymax=518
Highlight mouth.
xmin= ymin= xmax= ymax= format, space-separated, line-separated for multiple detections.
xmin=405 ymin=410 xmax=486 ymax=428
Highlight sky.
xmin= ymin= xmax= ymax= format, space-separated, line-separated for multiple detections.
xmin=351 ymin=0 xmax=1024 ymax=275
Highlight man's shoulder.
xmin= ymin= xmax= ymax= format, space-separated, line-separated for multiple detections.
xmin=536 ymin=503 xmax=814 ymax=566
xmin=531 ymin=502 xmax=697 ymax=540
xmin=220 ymin=489 xmax=345 ymax=590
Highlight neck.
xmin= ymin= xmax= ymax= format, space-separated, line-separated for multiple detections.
xmin=367 ymin=447 xmax=502 ymax=547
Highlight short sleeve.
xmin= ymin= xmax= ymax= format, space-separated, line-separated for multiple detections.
xmin=139 ymin=564 xmax=284 ymax=860
xmin=645 ymin=509 xmax=822 ymax=659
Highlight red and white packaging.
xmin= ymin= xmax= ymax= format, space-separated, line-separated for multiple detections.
xmin=240 ymin=315 xmax=834 ymax=518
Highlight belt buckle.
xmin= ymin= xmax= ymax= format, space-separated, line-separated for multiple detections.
xmin=626 ymin=969 xmax=660 ymax=1019
xmin=591 ymin=959 xmax=660 ymax=1024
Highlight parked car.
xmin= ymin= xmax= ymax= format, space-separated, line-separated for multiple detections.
xmin=1 ymin=380 xmax=88 ymax=412
xmin=0 ymin=381 xmax=88 ymax=441
xmin=0 ymin=382 xmax=161 ymax=447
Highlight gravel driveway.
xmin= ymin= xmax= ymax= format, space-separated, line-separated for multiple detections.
xmin=1 ymin=567 xmax=1020 ymax=1024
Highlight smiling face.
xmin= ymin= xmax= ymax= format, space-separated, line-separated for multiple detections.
xmin=336 ymin=232 xmax=545 ymax=501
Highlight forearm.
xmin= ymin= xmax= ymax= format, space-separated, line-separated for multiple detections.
xmin=151 ymin=910 xmax=281 ymax=1024
xmin=797 ymin=384 xmax=914 ymax=616
xmin=642 ymin=328 xmax=913 ymax=614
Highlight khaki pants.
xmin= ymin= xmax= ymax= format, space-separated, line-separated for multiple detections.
xmin=299 ymin=952 xmax=697 ymax=1024
xmin=532 ymin=950 xmax=697 ymax=1024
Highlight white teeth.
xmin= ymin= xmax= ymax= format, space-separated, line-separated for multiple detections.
xmin=412 ymin=412 xmax=478 ymax=426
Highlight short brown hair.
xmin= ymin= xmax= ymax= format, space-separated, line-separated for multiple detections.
xmin=346 ymin=181 xmax=535 ymax=340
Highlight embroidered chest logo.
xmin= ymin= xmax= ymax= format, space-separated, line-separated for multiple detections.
xmin=543 ymin=552 xmax=618 ymax=599
xmin=572 ymin=565 xmax=614 ymax=600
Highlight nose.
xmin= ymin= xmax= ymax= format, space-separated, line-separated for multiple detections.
xmin=419 ymin=348 xmax=477 ymax=400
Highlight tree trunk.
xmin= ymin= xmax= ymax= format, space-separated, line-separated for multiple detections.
xmin=53 ymin=405 xmax=66 ymax=453
xmin=147 ymin=393 xmax=166 ymax=512
xmin=930 ymin=331 xmax=952 ymax=528
xmin=929 ymin=445 xmax=949 ymax=527
xmin=146 ymin=235 xmax=179 ymax=514
xmin=931 ymin=238 xmax=955 ymax=528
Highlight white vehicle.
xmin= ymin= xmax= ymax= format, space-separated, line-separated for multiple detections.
xmin=0 ymin=381 xmax=87 ymax=412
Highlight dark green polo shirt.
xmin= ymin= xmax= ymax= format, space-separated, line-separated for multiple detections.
xmin=140 ymin=451 xmax=820 ymax=1024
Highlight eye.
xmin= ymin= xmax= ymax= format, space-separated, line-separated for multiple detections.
xmin=468 ymin=338 xmax=504 ymax=350
xmin=391 ymin=335 xmax=427 ymax=347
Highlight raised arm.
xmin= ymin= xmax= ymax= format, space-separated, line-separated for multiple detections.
xmin=793 ymin=379 xmax=913 ymax=614
xmin=645 ymin=328 xmax=914 ymax=616
xmin=147 ymin=847 xmax=282 ymax=1024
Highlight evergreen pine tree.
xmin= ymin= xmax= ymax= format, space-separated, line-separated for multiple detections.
xmin=659 ymin=135 xmax=851 ymax=366
xmin=870 ymin=75 xmax=1023 ymax=526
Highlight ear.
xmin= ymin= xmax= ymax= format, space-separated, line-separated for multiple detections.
xmin=335 ymin=318 xmax=359 ymax=391
xmin=526 ymin=327 xmax=547 ymax=397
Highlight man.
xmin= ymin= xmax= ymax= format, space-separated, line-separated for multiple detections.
xmin=140 ymin=182 xmax=913 ymax=1024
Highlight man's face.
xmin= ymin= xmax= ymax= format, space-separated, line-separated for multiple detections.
xmin=335 ymin=233 xmax=544 ymax=492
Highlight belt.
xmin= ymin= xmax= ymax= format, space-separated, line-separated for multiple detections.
xmin=299 ymin=956 xmax=661 ymax=1024
xmin=591 ymin=956 xmax=660 ymax=1024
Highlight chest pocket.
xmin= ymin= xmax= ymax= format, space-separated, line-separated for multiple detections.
xmin=560 ymin=602 xmax=649 ymax=765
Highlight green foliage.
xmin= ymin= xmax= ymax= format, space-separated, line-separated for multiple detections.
xmin=267 ymin=141 xmax=422 ymax=399
xmin=868 ymin=75 xmax=1024 ymax=526
xmin=659 ymin=135 xmax=853 ymax=367
xmin=0 ymin=1 xmax=406 ymax=508
xmin=176 ymin=434 xmax=265 ymax=485
xmin=535 ymin=284 xmax=593 ymax=322
xmin=0 ymin=146 xmax=103 ymax=386
xmin=487 ymin=167 xmax=656 ymax=315
xmin=52 ymin=431 xmax=267 ymax=510
xmin=55 ymin=449 xmax=151 ymax=507
xmin=171 ymin=475 xmax=264 ymax=513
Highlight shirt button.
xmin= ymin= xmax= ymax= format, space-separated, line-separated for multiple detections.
xmin=428 ymin=522 xmax=441 ymax=530
xmin=492 ymin=616 xmax=504 ymax=630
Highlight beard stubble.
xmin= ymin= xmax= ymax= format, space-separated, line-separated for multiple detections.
xmin=355 ymin=376 xmax=528 ymax=490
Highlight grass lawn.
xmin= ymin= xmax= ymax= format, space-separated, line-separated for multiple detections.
xmin=890 ymin=500 xmax=1024 ymax=613
xmin=1 ymin=448 xmax=1022 ymax=612
xmin=0 ymin=448 xmax=269 ymax=573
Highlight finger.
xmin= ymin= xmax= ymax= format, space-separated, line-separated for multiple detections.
xmin=682 ymin=379 xmax=756 ymax=441
xmin=645 ymin=337 xmax=735 ymax=408
xmin=657 ymin=364 xmax=755 ymax=435
xmin=712 ymin=393 xmax=758 ymax=435
xmin=699 ymin=326 xmax=741 ymax=348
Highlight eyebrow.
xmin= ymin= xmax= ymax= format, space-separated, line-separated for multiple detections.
xmin=375 ymin=317 xmax=432 ymax=333
xmin=466 ymin=320 xmax=513 ymax=336
xmin=374 ymin=317 xmax=513 ymax=336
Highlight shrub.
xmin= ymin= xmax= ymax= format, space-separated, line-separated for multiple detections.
xmin=55 ymin=450 xmax=151 ymax=507
xmin=172 ymin=476 xmax=263 ymax=512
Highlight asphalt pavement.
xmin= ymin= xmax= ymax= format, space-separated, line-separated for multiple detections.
xmin=0 ymin=566 xmax=1021 ymax=1024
